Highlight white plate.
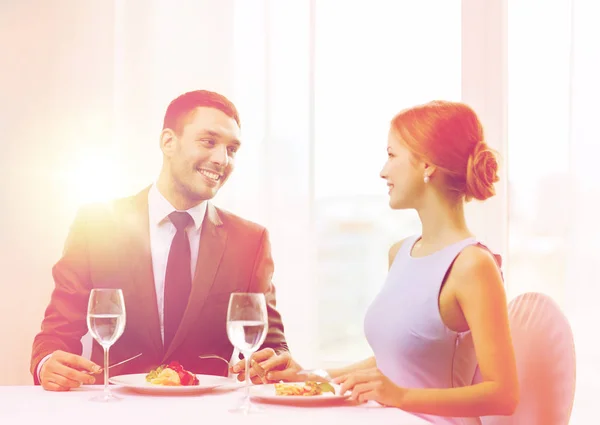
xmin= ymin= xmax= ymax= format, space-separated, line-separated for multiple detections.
xmin=249 ymin=382 xmax=350 ymax=405
xmin=108 ymin=373 xmax=235 ymax=395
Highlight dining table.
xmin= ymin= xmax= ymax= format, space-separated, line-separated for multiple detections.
xmin=0 ymin=382 xmax=432 ymax=425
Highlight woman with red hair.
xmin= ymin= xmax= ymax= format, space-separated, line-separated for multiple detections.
xmin=235 ymin=101 xmax=519 ymax=424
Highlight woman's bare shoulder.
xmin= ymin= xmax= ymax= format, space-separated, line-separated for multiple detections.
xmin=388 ymin=238 xmax=408 ymax=269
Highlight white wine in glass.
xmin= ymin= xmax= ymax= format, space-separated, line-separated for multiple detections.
xmin=226 ymin=292 xmax=268 ymax=414
xmin=87 ymin=288 xmax=126 ymax=402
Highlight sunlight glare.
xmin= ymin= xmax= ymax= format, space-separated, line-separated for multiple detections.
xmin=62 ymin=149 xmax=123 ymax=208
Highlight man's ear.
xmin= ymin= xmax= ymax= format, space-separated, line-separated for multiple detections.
xmin=160 ymin=128 xmax=177 ymax=157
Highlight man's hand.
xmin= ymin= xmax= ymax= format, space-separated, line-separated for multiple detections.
xmin=40 ymin=350 xmax=101 ymax=391
xmin=230 ymin=348 xmax=302 ymax=384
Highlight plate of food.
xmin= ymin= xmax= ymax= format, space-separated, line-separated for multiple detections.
xmin=248 ymin=381 xmax=350 ymax=405
xmin=108 ymin=361 xmax=233 ymax=394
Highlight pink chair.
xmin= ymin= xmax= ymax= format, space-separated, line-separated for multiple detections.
xmin=474 ymin=292 xmax=576 ymax=425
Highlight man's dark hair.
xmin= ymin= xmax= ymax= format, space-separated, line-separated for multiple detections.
xmin=162 ymin=90 xmax=240 ymax=134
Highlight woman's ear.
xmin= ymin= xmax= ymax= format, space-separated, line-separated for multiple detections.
xmin=424 ymin=163 xmax=437 ymax=178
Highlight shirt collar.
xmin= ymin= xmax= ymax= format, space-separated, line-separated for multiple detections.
xmin=148 ymin=183 xmax=207 ymax=231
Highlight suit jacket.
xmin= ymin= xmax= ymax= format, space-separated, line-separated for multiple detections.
xmin=31 ymin=186 xmax=288 ymax=383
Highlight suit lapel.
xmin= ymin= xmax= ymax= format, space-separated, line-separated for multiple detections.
xmin=121 ymin=186 xmax=164 ymax=357
xmin=162 ymin=202 xmax=227 ymax=361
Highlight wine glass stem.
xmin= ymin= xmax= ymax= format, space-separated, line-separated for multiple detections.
xmin=103 ymin=346 xmax=109 ymax=399
xmin=244 ymin=353 xmax=251 ymax=403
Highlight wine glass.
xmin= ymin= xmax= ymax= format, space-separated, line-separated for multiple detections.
xmin=226 ymin=292 xmax=268 ymax=414
xmin=86 ymin=288 xmax=126 ymax=402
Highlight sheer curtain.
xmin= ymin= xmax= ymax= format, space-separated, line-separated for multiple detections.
xmin=229 ymin=0 xmax=318 ymax=366
xmin=507 ymin=0 xmax=599 ymax=423
xmin=565 ymin=0 xmax=600 ymax=422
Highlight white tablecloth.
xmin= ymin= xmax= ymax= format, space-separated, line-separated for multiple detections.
xmin=0 ymin=384 xmax=431 ymax=425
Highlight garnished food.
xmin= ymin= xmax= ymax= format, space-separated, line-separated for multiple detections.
xmin=274 ymin=381 xmax=335 ymax=396
xmin=145 ymin=361 xmax=199 ymax=386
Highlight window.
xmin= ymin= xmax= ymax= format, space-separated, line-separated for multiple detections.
xmin=507 ymin=1 xmax=600 ymax=422
xmin=506 ymin=0 xmax=572 ymax=307
xmin=314 ymin=0 xmax=462 ymax=365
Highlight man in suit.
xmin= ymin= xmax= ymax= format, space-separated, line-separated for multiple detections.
xmin=31 ymin=90 xmax=288 ymax=391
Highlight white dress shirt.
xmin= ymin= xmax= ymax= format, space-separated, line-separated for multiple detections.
xmin=38 ymin=184 xmax=207 ymax=379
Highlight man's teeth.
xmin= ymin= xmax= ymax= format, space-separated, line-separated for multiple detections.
xmin=199 ymin=169 xmax=220 ymax=181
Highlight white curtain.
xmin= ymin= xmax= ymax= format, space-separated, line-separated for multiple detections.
xmin=565 ymin=0 xmax=600 ymax=422
xmin=228 ymin=0 xmax=318 ymax=366
xmin=506 ymin=0 xmax=599 ymax=423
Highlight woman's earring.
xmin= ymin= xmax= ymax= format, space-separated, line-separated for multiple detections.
xmin=424 ymin=174 xmax=430 ymax=184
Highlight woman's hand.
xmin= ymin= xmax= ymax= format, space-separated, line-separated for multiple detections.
xmin=334 ymin=368 xmax=407 ymax=407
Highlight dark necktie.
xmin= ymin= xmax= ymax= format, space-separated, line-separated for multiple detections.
xmin=163 ymin=211 xmax=194 ymax=352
